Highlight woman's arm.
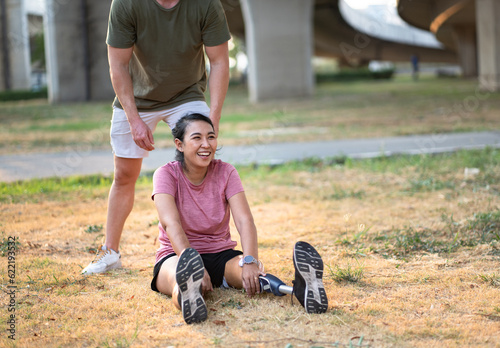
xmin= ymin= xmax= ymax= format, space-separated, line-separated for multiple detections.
xmin=154 ymin=193 xmax=190 ymax=255
xmin=229 ymin=191 xmax=263 ymax=295
xmin=229 ymin=192 xmax=258 ymax=259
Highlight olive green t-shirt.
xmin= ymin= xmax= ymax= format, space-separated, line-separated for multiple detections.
xmin=106 ymin=0 xmax=231 ymax=111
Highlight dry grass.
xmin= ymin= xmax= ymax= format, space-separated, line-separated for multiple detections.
xmin=1 ymin=150 xmax=499 ymax=347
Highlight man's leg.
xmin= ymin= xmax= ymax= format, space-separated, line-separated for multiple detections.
xmin=105 ymin=156 xmax=143 ymax=251
xmin=81 ymin=156 xmax=142 ymax=275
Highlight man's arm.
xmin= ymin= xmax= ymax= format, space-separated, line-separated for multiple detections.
xmin=205 ymin=42 xmax=229 ymax=135
xmin=108 ymin=45 xmax=155 ymax=151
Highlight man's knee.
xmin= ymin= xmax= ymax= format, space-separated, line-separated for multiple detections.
xmin=113 ymin=158 xmax=142 ymax=186
xmin=113 ymin=171 xmax=139 ymax=186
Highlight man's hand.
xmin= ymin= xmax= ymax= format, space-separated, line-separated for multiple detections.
xmin=129 ymin=117 xmax=155 ymax=151
xmin=209 ymin=113 xmax=221 ymax=136
xmin=108 ymin=45 xmax=155 ymax=150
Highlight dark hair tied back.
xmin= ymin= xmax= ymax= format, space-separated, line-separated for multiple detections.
xmin=172 ymin=114 xmax=214 ymax=167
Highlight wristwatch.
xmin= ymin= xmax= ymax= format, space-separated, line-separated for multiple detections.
xmin=239 ymin=255 xmax=259 ymax=267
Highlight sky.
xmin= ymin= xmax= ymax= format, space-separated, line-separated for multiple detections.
xmin=25 ymin=0 xmax=45 ymax=15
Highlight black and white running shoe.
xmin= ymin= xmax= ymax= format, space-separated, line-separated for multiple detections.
xmin=292 ymin=241 xmax=328 ymax=314
xmin=176 ymin=248 xmax=208 ymax=324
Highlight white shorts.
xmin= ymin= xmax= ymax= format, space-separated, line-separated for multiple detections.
xmin=110 ymin=101 xmax=210 ymax=158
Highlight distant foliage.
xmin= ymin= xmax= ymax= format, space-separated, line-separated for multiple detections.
xmin=0 ymin=88 xmax=48 ymax=102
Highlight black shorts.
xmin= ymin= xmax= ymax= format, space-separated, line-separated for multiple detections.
xmin=151 ymin=249 xmax=243 ymax=292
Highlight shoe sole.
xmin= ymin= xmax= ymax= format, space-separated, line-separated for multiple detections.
xmin=81 ymin=257 xmax=122 ymax=275
xmin=107 ymin=259 xmax=122 ymax=271
xmin=293 ymin=241 xmax=328 ymax=313
xmin=176 ymin=248 xmax=207 ymax=324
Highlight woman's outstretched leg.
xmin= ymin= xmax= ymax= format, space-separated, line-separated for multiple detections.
xmin=155 ymin=249 xmax=208 ymax=324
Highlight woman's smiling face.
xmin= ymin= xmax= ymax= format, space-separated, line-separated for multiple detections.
xmin=175 ymin=120 xmax=217 ymax=169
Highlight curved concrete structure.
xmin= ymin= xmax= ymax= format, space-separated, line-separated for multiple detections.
xmin=397 ymin=0 xmax=500 ymax=90
xmin=397 ymin=0 xmax=475 ymax=49
xmin=223 ymin=0 xmax=457 ymax=65
xmin=222 ymin=0 xmax=457 ymax=101
xmin=340 ymin=2 xmax=442 ymax=49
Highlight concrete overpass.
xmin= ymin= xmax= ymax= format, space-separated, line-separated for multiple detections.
xmin=1 ymin=0 xmax=461 ymax=103
xmin=397 ymin=0 xmax=500 ymax=91
xmin=223 ymin=0 xmax=457 ymax=102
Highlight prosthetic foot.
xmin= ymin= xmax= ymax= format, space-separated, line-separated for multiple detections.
xmin=258 ymin=274 xmax=292 ymax=296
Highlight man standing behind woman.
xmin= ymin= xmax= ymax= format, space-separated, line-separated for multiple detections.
xmin=82 ymin=0 xmax=230 ymax=274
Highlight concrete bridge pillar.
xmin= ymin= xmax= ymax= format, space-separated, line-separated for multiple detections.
xmin=452 ymin=25 xmax=477 ymax=78
xmin=240 ymin=0 xmax=314 ymax=103
xmin=44 ymin=0 xmax=113 ymax=103
xmin=0 ymin=0 xmax=31 ymax=91
xmin=476 ymin=0 xmax=500 ymax=91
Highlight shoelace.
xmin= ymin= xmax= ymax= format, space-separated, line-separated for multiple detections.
xmin=92 ymin=246 xmax=110 ymax=263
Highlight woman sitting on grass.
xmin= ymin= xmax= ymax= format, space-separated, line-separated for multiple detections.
xmin=150 ymin=114 xmax=328 ymax=324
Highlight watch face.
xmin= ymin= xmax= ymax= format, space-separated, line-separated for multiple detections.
xmin=244 ymin=255 xmax=254 ymax=263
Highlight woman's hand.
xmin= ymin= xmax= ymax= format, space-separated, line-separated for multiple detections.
xmin=242 ymin=264 xmax=266 ymax=296
xmin=201 ymin=269 xmax=213 ymax=294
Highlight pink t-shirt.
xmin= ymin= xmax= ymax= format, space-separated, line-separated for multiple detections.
xmin=152 ymin=159 xmax=244 ymax=264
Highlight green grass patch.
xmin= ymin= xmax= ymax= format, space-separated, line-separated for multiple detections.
xmin=0 ymin=101 xmax=111 ymax=123
xmin=84 ymin=224 xmax=103 ymax=234
xmin=315 ymin=67 xmax=395 ymax=83
xmin=0 ymin=174 xmax=152 ymax=204
xmin=477 ymin=273 xmax=500 ymax=287
xmin=327 ymin=261 xmax=365 ymax=283
xmin=328 ymin=186 xmax=366 ymax=200
xmin=358 ymin=210 xmax=500 ymax=258
xmin=0 ymin=88 xmax=48 ymax=102
xmin=3 ymin=148 xmax=498 ymax=203
xmin=345 ymin=147 xmax=500 ymax=176
xmin=235 ymin=148 xmax=500 ymax=191
xmin=462 ymin=211 xmax=500 ymax=243
xmin=19 ymin=120 xmax=106 ymax=133
xmin=407 ymin=176 xmax=456 ymax=193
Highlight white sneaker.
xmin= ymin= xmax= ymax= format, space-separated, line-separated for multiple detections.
xmin=81 ymin=245 xmax=122 ymax=275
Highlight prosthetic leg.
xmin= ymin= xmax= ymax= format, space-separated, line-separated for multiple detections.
xmin=258 ymin=274 xmax=292 ymax=296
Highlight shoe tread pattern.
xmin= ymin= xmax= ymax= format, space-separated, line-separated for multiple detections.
xmin=176 ymin=248 xmax=207 ymax=324
xmin=294 ymin=241 xmax=328 ymax=314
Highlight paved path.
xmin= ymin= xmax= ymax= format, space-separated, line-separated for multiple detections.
xmin=1 ymin=131 xmax=499 ymax=182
